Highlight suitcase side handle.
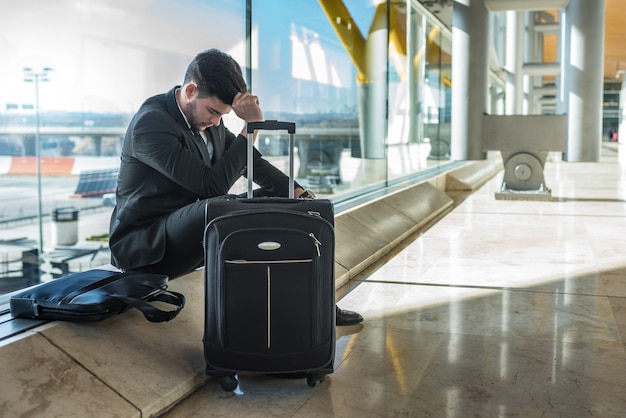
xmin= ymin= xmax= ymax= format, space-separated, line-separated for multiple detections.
xmin=247 ymin=120 xmax=295 ymax=134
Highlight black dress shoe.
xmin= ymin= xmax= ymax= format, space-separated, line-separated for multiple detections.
xmin=336 ymin=306 xmax=363 ymax=326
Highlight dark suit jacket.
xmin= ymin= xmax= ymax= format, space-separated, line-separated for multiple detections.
xmin=109 ymin=86 xmax=293 ymax=270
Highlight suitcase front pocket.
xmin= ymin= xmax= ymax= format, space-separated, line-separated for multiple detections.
xmin=217 ymin=229 xmax=321 ymax=354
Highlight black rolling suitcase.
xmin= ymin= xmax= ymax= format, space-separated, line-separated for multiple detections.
xmin=203 ymin=121 xmax=336 ymax=391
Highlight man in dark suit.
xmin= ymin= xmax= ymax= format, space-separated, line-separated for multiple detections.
xmin=109 ymin=48 xmax=362 ymax=326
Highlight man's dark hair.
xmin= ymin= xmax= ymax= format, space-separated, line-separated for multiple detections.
xmin=184 ymin=49 xmax=247 ymax=105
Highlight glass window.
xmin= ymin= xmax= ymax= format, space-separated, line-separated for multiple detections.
xmin=249 ymin=0 xmax=379 ymax=197
xmin=386 ymin=3 xmax=453 ymax=181
xmin=250 ymin=0 xmax=451 ymax=196
xmin=0 ymin=0 xmax=246 ymax=294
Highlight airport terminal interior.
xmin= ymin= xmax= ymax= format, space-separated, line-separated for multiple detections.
xmin=1 ymin=0 xmax=625 ymax=417
xmin=158 ymin=143 xmax=626 ymax=417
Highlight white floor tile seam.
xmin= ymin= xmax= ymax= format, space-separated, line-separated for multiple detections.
xmin=452 ymin=208 xmax=626 ymax=217
xmin=344 ymin=278 xmax=622 ymax=318
xmin=352 ymin=277 xmax=621 ymax=299
xmin=347 ymin=248 xmax=621 ymax=297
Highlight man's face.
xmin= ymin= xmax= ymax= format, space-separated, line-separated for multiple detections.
xmin=185 ymin=89 xmax=231 ymax=131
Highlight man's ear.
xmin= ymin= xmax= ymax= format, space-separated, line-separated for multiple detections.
xmin=184 ymin=82 xmax=198 ymax=100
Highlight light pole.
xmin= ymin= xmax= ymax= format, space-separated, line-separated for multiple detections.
xmin=23 ymin=66 xmax=52 ymax=258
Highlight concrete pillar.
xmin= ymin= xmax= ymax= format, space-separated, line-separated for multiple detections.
xmin=358 ymin=6 xmax=389 ymax=159
xmin=620 ymin=82 xmax=626 ymax=144
xmin=504 ymin=11 xmax=525 ymax=115
xmin=92 ymin=135 xmax=102 ymax=156
xmin=561 ymin=0 xmax=605 ymax=162
xmin=451 ymin=0 xmax=490 ymax=160
xmin=22 ymin=134 xmax=36 ymax=156
xmin=406 ymin=7 xmax=424 ymax=145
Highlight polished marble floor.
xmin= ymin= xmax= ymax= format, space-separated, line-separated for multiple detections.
xmin=162 ymin=144 xmax=626 ymax=417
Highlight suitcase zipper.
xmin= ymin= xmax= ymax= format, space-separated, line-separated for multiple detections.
xmin=266 ymin=265 xmax=271 ymax=349
xmin=225 ymin=259 xmax=312 ymax=264
xmin=208 ymin=208 xmax=333 ymax=230
xmin=309 ymin=232 xmax=323 ymax=346
xmin=309 ymin=233 xmax=322 ymax=256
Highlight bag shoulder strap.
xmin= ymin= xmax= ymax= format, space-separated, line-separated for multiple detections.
xmin=62 ymin=270 xmax=130 ymax=303
xmin=112 ymin=290 xmax=186 ymax=323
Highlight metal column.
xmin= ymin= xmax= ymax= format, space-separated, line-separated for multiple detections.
xmin=561 ymin=0 xmax=605 ymax=162
xmin=451 ymin=0 xmax=490 ymax=161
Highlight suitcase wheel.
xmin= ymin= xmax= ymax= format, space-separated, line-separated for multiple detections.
xmin=216 ymin=374 xmax=238 ymax=391
xmin=306 ymin=373 xmax=326 ymax=387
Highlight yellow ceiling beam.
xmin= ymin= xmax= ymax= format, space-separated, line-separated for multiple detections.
xmin=318 ymin=0 xmax=451 ymax=87
xmin=317 ymin=0 xmax=368 ymax=81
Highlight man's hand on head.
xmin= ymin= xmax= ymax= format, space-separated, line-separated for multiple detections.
xmin=233 ymin=92 xmax=264 ymax=140
xmin=233 ymin=92 xmax=263 ymax=123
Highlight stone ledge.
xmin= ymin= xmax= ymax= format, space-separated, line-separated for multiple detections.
xmin=1 ymin=271 xmax=207 ymax=418
xmin=445 ymin=152 xmax=503 ymax=192
xmin=334 ymin=182 xmax=454 ymax=288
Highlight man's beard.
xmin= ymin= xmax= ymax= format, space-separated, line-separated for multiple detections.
xmin=184 ymin=100 xmax=203 ymax=130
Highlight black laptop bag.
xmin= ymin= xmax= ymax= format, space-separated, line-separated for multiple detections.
xmin=9 ymin=269 xmax=185 ymax=322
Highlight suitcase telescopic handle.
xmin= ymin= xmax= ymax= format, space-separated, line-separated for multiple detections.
xmin=246 ymin=120 xmax=296 ymax=199
xmin=247 ymin=120 xmax=296 ymax=134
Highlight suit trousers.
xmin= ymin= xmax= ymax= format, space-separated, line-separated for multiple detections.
xmin=139 ymin=190 xmax=276 ymax=279
xmin=137 ymin=197 xmax=217 ymax=279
